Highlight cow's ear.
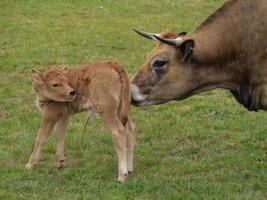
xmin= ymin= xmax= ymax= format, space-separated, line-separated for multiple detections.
xmin=178 ymin=32 xmax=187 ymax=36
xmin=31 ymin=69 xmax=43 ymax=81
xmin=178 ymin=39 xmax=194 ymax=63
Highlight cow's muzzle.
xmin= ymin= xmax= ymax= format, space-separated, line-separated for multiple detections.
xmin=130 ymin=84 xmax=147 ymax=106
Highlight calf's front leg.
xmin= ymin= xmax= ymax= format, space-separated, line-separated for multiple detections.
xmin=54 ymin=117 xmax=68 ymax=168
xmin=25 ymin=117 xmax=56 ymax=169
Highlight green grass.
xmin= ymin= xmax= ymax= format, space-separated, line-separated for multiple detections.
xmin=0 ymin=0 xmax=266 ymax=199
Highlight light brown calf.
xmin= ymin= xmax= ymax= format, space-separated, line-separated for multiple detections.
xmin=25 ymin=61 xmax=135 ymax=182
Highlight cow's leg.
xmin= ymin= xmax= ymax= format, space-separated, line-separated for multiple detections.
xmin=125 ymin=117 xmax=135 ymax=173
xmin=25 ymin=118 xmax=55 ymax=169
xmin=249 ymin=86 xmax=261 ymax=111
xmin=260 ymin=84 xmax=267 ymax=111
xmin=54 ymin=117 xmax=68 ymax=168
xmin=100 ymin=111 xmax=128 ymax=182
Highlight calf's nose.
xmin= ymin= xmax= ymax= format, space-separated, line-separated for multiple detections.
xmin=69 ymin=90 xmax=76 ymax=97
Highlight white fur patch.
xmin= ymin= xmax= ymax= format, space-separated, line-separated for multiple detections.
xmin=130 ymin=84 xmax=147 ymax=101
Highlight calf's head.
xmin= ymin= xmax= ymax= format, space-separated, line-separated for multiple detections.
xmin=131 ymin=29 xmax=196 ymax=106
xmin=31 ymin=67 xmax=76 ymax=102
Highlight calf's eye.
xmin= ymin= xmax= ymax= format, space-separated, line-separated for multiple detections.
xmin=52 ymin=83 xmax=60 ymax=87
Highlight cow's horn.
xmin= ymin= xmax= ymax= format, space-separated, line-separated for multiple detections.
xmin=153 ymin=34 xmax=184 ymax=46
xmin=133 ymin=28 xmax=159 ymax=40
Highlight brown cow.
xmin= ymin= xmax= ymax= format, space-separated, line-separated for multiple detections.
xmin=131 ymin=0 xmax=267 ymax=111
xmin=25 ymin=61 xmax=135 ymax=182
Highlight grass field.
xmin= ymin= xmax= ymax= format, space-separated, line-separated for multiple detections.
xmin=0 ymin=0 xmax=266 ymax=199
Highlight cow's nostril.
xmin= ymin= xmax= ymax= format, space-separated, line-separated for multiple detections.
xmin=69 ymin=90 xmax=75 ymax=97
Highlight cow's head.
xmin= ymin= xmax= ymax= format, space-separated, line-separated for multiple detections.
xmin=31 ymin=67 xmax=76 ymax=102
xmin=131 ymin=29 xmax=196 ymax=106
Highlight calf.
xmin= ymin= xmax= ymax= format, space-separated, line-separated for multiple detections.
xmin=25 ymin=61 xmax=135 ymax=182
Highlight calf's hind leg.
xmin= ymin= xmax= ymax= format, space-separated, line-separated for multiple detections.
xmin=100 ymin=111 xmax=128 ymax=182
xmin=126 ymin=118 xmax=135 ymax=173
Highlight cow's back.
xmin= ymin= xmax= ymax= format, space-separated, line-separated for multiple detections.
xmin=189 ymin=0 xmax=267 ymax=68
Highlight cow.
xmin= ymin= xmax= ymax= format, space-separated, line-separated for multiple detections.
xmin=25 ymin=62 xmax=135 ymax=182
xmin=131 ymin=0 xmax=267 ymax=112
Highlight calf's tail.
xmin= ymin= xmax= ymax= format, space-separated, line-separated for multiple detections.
xmin=113 ymin=64 xmax=130 ymax=126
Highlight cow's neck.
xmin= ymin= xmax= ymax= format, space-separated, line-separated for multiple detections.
xmin=189 ymin=63 xmax=239 ymax=94
xmin=187 ymin=32 xmax=257 ymax=111
xmin=191 ymin=57 xmax=260 ymax=111
xmin=183 ymin=9 xmax=251 ymax=95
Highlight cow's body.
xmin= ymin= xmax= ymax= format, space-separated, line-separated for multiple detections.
xmin=189 ymin=0 xmax=267 ymax=111
xmin=131 ymin=0 xmax=267 ymax=111
xmin=26 ymin=62 xmax=135 ymax=182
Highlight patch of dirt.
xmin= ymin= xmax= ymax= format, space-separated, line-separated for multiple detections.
xmin=203 ymin=111 xmax=218 ymax=117
xmin=3 ymin=97 xmax=22 ymax=104
xmin=0 ymin=159 xmax=12 ymax=166
xmin=0 ymin=110 xmax=7 ymax=119
xmin=178 ymin=104 xmax=191 ymax=112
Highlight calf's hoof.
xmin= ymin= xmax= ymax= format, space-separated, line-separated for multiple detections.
xmin=55 ymin=159 xmax=65 ymax=169
xmin=117 ymin=173 xmax=128 ymax=183
xmin=128 ymin=166 xmax=133 ymax=174
xmin=25 ymin=163 xmax=34 ymax=170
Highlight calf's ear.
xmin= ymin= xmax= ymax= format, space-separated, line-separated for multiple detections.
xmin=61 ymin=67 xmax=68 ymax=74
xmin=31 ymin=69 xmax=43 ymax=81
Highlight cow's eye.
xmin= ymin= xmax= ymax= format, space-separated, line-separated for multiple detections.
xmin=152 ymin=60 xmax=168 ymax=69
xmin=52 ymin=83 xmax=60 ymax=87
